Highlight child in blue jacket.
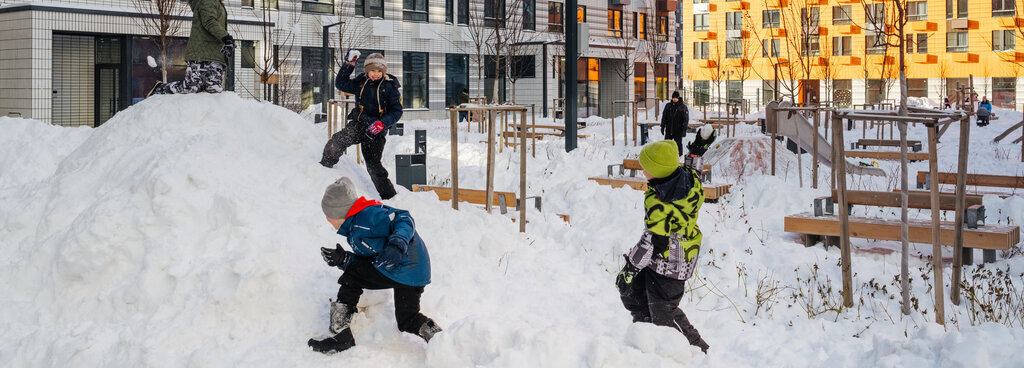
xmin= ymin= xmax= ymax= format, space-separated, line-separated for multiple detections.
xmin=308 ymin=177 xmax=441 ymax=353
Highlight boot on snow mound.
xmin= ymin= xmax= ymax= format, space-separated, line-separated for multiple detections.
xmin=307 ymin=328 xmax=356 ymax=354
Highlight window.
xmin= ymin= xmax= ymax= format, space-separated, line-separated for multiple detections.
xmin=866 ymin=4 xmax=885 ymax=23
xmin=634 ymin=62 xmax=647 ymax=102
xmin=947 ymin=31 xmax=968 ymax=52
xmin=832 ymin=36 xmax=851 ymax=56
xmin=403 ymin=52 xmax=429 ymax=109
xmin=693 ymin=13 xmax=708 ymax=32
xmin=833 ymin=79 xmax=852 ymax=107
xmin=726 ymin=12 xmax=742 ymax=31
xmin=577 ymin=5 xmax=586 ymax=22
xmin=302 ymin=0 xmax=334 ymax=13
xmin=946 ymin=0 xmax=967 ymax=19
xmin=447 ymin=0 xmax=453 ymax=23
xmin=993 ymin=77 xmax=1016 ymax=108
xmin=866 ymin=33 xmax=887 ymax=54
xmin=802 ymin=36 xmax=820 ymax=56
xmin=241 ymin=41 xmax=256 ymax=68
xmin=694 ymin=42 xmax=709 ymax=59
xmin=608 ymin=9 xmax=623 ymax=37
xmin=763 ymin=10 xmax=780 ymax=28
xmin=726 ymin=40 xmax=743 ymax=58
xmin=907 ymin=1 xmax=927 ymax=21
xmin=548 ymin=2 xmax=564 ymax=32
xmin=510 ymin=55 xmax=536 ymax=78
xmin=916 ymin=33 xmax=928 ymax=53
xmin=524 ymin=0 xmax=536 ymax=30
xmin=300 ymin=47 xmax=332 ymax=110
xmin=445 ymin=54 xmax=469 ymax=107
xmin=247 ymin=0 xmax=278 ymax=9
xmin=801 ymin=7 xmax=820 ymax=30
xmin=763 ymin=80 xmax=776 ymax=105
xmin=994 ymin=30 xmax=1015 ymax=51
xmin=404 ymin=0 xmax=428 ymax=22
xmin=657 ymin=14 xmax=668 ymax=37
xmin=694 ymin=80 xmax=710 ymax=107
xmin=485 ymin=0 xmax=506 ymax=27
xmin=727 ymin=80 xmax=742 ymax=102
xmin=356 ymin=0 xmax=384 ymax=18
xmin=638 ymin=13 xmax=648 ymax=39
xmin=458 ymin=0 xmax=469 ymax=24
xmin=832 ymin=6 xmax=851 ymax=25
xmin=655 ymin=63 xmax=668 ymax=100
xmin=763 ymin=39 xmax=780 ymax=57
xmin=994 ymin=0 xmax=1016 ymax=17
xmin=242 ymin=0 xmax=253 ymax=7
xmin=908 ymin=78 xmax=927 ymax=97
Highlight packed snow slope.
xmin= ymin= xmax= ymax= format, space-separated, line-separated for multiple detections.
xmin=2 ymin=94 xmax=1023 ymax=367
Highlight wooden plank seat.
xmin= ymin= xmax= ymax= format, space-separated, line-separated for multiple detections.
xmin=855 ymin=139 xmax=922 ymax=151
xmin=411 ymin=185 xmax=569 ymax=223
xmin=845 ymin=150 xmax=930 ymax=161
xmin=830 ymin=190 xmax=983 ymax=211
xmin=784 ymin=212 xmax=1020 ymax=262
xmin=588 ymin=159 xmax=730 ymax=201
xmin=893 ymin=189 xmax=1012 ymax=199
xmin=916 ymin=171 xmax=1024 ymax=190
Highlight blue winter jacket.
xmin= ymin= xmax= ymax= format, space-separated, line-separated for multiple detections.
xmin=335 ymin=63 xmax=404 ymax=128
xmin=338 ymin=201 xmax=431 ymax=286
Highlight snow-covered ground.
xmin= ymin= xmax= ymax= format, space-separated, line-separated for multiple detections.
xmin=1 ymin=93 xmax=1023 ymax=367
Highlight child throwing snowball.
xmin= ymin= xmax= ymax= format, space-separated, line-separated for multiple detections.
xmin=615 ymin=126 xmax=717 ymax=353
xmin=308 ymin=177 xmax=441 ymax=353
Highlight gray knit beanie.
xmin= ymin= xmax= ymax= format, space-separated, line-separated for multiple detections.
xmin=322 ymin=177 xmax=360 ymax=219
xmin=363 ymin=53 xmax=387 ymax=74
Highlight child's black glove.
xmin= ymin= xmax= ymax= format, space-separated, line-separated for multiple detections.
xmin=374 ymin=237 xmax=408 ymax=269
xmin=321 ymin=244 xmax=355 ymax=270
xmin=615 ymin=255 xmax=641 ymax=296
xmin=686 ymin=125 xmax=717 ymax=156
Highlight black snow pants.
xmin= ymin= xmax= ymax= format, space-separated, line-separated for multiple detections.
xmin=336 ymin=258 xmax=430 ymax=334
xmin=320 ymin=119 xmax=398 ymax=200
xmin=620 ymin=267 xmax=708 ymax=350
xmin=665 ymin=132 xmax=685 ymax=157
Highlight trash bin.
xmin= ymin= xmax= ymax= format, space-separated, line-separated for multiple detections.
xmin=395 ymin=130 xmax=427 ymax=190
xmin=388 ymin=122 xmax=404 ymax=136
xmin=639 ymin=123 xmax=650 ymax=145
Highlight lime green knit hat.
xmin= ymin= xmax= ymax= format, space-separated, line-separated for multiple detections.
xmin=639 ymin=140 xmax=680 ymax=178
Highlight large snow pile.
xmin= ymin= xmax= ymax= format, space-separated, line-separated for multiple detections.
xmin=2 ymin=94 xmax=1024 ymax=367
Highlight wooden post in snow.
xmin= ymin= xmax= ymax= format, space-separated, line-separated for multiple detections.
xmin=927 ymin=123 xmax=946 ymax=325
xmin=832 ymin=113 xmax=854 ymax=307
xmin=951 ymin=113 xmax=971 ymax=305
xmin=812 ymin=109 xmax=820 ymax=189
xmin=520 ymin=108 xmax=528 ymax=233
xmin=485 ymin=109 xmax=496 ymax=214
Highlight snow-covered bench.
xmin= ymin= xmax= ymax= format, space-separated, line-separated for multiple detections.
xmin=587 ymin=159 xmax=731 ymax=202
xmin=411 ymin=185 xmax=570 ymax=223
xmin=916 ymin=171 xmax=1024 ymax=192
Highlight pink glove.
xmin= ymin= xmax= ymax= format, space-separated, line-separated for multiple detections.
xmin=367 ymin=121 xmax=385 ymax=135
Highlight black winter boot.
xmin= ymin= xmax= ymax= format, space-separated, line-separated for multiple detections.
xmin=329 ymin=301 xmax=355 ymax=334
xmin=307 ymin=328 xmax=355 ymax=353
xmin=415 ymin=319 xmax=442 ymax=342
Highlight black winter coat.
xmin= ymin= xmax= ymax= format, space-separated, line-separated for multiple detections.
xmin=335 ymin=63 xmax=404 ymax=128
xmin=661 ymin=101 xmax=689 ymax=137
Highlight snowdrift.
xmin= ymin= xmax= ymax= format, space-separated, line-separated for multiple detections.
xmin=2 ymin=95 xmax=1023 ymax=367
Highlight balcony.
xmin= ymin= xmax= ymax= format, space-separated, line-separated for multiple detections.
xmin=726 ymin=1 xmax=750 ymax=11
xmin=656 ymin=0 xmax=676 ymax=12
xmin=769 ymin=28 xmax=787 ymax=38
xmin=696 ymin=60 xmax=717 ymax=68
xmin=837 ymin=24 xmax=861 ymax=34
xmin=838 ymin=56 xmax=861 ymax=65
xmin=947 ymin=19 xmax=978 ymax=30
xmin=806 ymin=0 xmax=828 ymax=5
xmin=910 ymin=54 xmax=937 ymax=64
xmin=953 ymin=53 xmax=978 ymax=63
xmin=609 ymin=0 xmax=630 ymax=6
xmin=1015 ymin=52 xmax=1024 ymax=63
xmin=696 ymin=31 xmax=717 ymax=40
xmin=729 ymin=59 xmax=751 ymax=68
xmin=911 ymin=22 xmax=937 ymax=32
xmin=872 ymin=55 xmax=895 ymax=65
xmin=765 ymin=0 xmax=787 ymax=8
xmin=726 ymin=29 xmax=748 ymax=39
xmin=998 ymin=17 xmax=1024 ymax=28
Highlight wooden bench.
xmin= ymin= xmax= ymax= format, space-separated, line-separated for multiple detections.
xmin=845 ymin=150 xmax=930 ymax=161
xmin=412 ymin=185 xmax=569 ymax=223
xmin=855 ymin=139 xmax=922 ymax=152
xmin=784 ymin=212 xmax=1019 ymax=263
xmin=916 ymin=171 xmax=1024 ymax=190
xmin=893 ymin=189 xmax=1012 ymax=199
xmin=587 ymin=159 xmax=731 ymax=202
xmin=830 ymin=190 xmax=983 ymax=211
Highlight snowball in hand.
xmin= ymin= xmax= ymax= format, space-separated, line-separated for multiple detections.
xmin=699 ymin=124 xmax=714 ymax=139
xmin=345 ymin=50 xmax=361 ymax=62
xmin=147 ymin=56 xmax=157 ymax=68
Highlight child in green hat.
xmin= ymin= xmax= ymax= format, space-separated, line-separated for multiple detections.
xmin=616 ymin=125 xmax=717 ymax=353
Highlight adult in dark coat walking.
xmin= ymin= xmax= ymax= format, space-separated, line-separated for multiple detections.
xmin=320 ymin=52 xmax=402 ymax=200
xmin=660 ymin=91 xmax=689 ymax=156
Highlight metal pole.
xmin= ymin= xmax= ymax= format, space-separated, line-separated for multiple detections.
xmin=952 ymin=115 xmax=971 ymax=305
xmin=486 ymin=109 xmax=496 ymax=214
xmin=449 ymin=108 xmax=459 ymax=210
xmin=565 ymin=0 xmax=578 ymax=152
xmin=542 ymin=44 xmax=549 ymax=118
xmin=927 ymin=124 xmax=945 ymax=325
xmin=520 ymin=108 xmax=527 ymax=233
xmin=322 ymin=22 xmax=342 ymax=116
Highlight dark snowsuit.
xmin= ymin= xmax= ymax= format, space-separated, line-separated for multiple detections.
xmin=660 ymin=101 xmax=689 ymax=155
xmin=618 ymin=154 xmax=709 ymax=352
xmin=334 ymin=197 xmax=433 ymax=333
xmin=977 ymin=104 xmax=991 ymax=127
xmin=154 ymin=0 xmax=229 ymax=95
xmin=320 ymin=63 xmax=403 ymax=199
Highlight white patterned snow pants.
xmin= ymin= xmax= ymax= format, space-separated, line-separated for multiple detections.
xmin=154 ymin=61 xmax=225 ymax=95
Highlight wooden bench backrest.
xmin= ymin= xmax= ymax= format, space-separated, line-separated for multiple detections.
xmin=622 ymin=159 xmax=711 ymax=174
xmin=833 ymin=190 xmax=982 ymax=210
xmin=917 ymin=171 xmax=1024 ymax=189
xmin=845 ymin=151 xmax=929 ymax=161
xmin=412 ymin=185 xmax=516 ymax=206
xmin=857 ymin=139 xmax=922 ymax=147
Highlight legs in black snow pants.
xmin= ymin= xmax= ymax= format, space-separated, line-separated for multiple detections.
xmin=336 ymin=259 xmax=431 ymax=334
xmin=320 ymin=121 xmax=398 ymax=199
xmin=665 ymin=133 xmax=685 ymax=156
xmin=620 ymin=267 xmax=709 ymax=352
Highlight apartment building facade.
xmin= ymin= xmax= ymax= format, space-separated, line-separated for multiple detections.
xmin=0 ymin=0 xmax=678 ymax=127
xmin=679 ymin=0 xmax=1024 ymax=110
